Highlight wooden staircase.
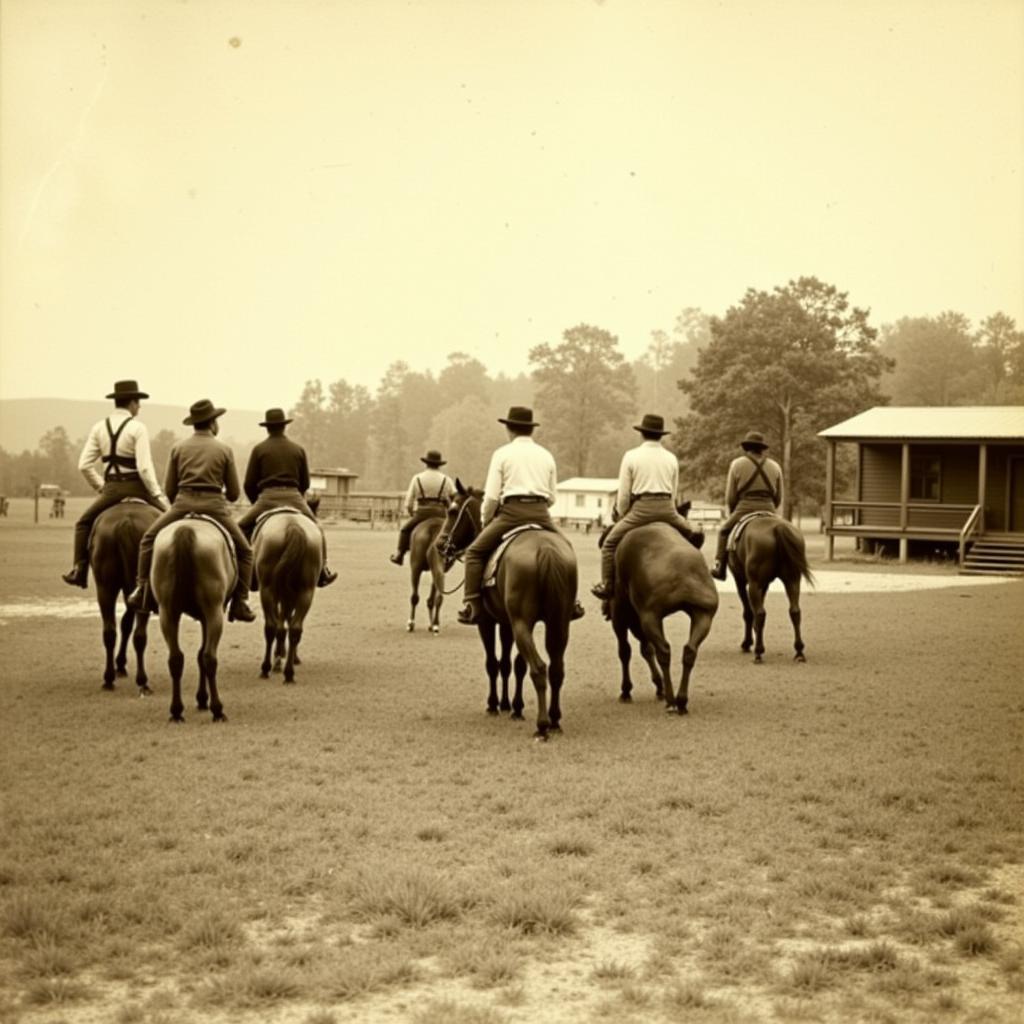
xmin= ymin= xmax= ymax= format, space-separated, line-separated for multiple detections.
xmin=961 ymin=533 xmax=1024 ymax=576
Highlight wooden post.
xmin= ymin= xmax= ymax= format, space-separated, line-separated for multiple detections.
xmin=899 ymin=443 xmax=910 ymax=563
xmin=824 ymin=440 xmax=835 ymax=561
xmin=977 ymin=443 xmax=987 ymax=534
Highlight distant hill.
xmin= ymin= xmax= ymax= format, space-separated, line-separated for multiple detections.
xmin=0 ymin=398 xmax=266 ymax=453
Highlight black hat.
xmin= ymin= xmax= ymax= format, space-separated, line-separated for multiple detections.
xmin=498 ymin=406 xmax=539 ymax=427
xmin=259 ymin=408 xmax=293 ymax=427
xmin=420 ymin=449 xmax=447 ymax=466
xmin=106 ymin=380 xmax=149 ymax=400
xmin=183 ymin=398 xmax=227 ymax=426
xmin=740 ymin=431 xmax=769 ymax=451
xmin=634 ymin=413 xmax=670 ymax=436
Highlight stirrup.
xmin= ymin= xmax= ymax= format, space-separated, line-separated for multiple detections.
xmin=228 ymin=598 xmax=256 ymax=623
xmin=710 ymin=561 xmax=727 ymax=581
xmin=389 ymin=553 xmax=404 ymax=565
xmin=590 ymin=582 xmax=613 ymax=600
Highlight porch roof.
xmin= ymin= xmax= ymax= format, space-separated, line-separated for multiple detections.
xmin=819 ymin=406 xmax=1024 ymax=442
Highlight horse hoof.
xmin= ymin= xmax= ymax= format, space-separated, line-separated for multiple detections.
xmin=795 ymin=653 xmax=806 ymax=663
xmin=116 ymin=668 xmax=128 ymax=679
xmin=741 ymin=645 xmax=752 ymax=654
xmin=533 ymin=732 xmax=549 ymax=742
xmin=283 ymin=678 xmax=296 ymax=685
xmin=260 ymin=670 xmax=270 ymax=679
xmin=406 ymin=623 xmax=415 ymax=633
xmin=138 ymin=686 xmax=152 ymax=697
xmin=213 ymin=714 xmax=228 ymax=723
xmin=511 ymin=711 xmax=525 ymax=721
xmin=101 ymin=682 xmax=115 ymax=691
xmin=430 ymin=626 xmax=439 ymax=635
xmin=619 ymin=693 xmax=632 ymax=703
xmin=486 ymin=708 xmax=499 ymax=716
xmin=754 ymin=656 xmax=763 ymax=665
xmin=169 ymin=716 xmax=184 ymax=724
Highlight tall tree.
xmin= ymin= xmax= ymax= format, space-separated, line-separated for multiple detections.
xmin=326 ymin=379 xmax=373 ymax=478
xmin=879 ymin=312 xmax=984 ymax=406
xmin=426 ymin=395 xmax=497 ymax=486
xmin=975 ymin=313 xmax=1024 ymax=402
xmin=529 ymin=324 xmax=635 ymax=478
xmin=288 ymin=380 xmax=332 ymax=469
xmin=439 ymin=352 xmax=490 ymax=403
xmin=675 ymin=277 xmax=889 ymax=517
xmin=38 ymin=426 xmax=77 ymax=491
xmin=633 ymin=307 xmax=709 ymax=423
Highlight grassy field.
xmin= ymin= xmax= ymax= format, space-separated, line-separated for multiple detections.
xmin=0 ymin=500 xmax=1022 ymax=1024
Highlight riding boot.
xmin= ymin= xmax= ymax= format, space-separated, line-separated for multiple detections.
xmin=710 ymin=532 xmax=729 ymax=580
xmin=126 ymin=581 xmax=157 ymax=612
xmin=457 ymin=594 xmax=482 ymax=625
xmin=590 ymin=581 xmax=613 ymax=600
xmin=317 ymin=566 xmax=337 ymax=587
xmin=62 ymin=561 xmax=89 ymax=588
xmin=389 ymin=552 xmax=404 ymax=565
xmin=228 ymin=589 xmax=257 ymax=623
xmin=571 ymin=599 xmax=585 ymax=620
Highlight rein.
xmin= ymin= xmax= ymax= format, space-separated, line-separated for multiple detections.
xmin=435 ymin=496 xmax=478 ymax=594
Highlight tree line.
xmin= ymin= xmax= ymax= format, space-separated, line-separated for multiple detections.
xmin=3 ymin=277 xmax=1021 ymax=511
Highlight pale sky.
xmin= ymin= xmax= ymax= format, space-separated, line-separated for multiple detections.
xmin=2 ymin=0 xmax=1022 ymax=411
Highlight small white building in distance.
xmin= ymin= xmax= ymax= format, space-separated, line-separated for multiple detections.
xmin=553 ymin=478 xmax=618 ymax=527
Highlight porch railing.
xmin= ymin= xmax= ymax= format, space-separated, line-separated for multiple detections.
xmin=958 ymin=505 xmax=983 ymax=568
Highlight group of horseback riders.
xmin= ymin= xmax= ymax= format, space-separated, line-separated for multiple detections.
xmin=64 ymin=382 xmax=783 ymax=621
xmin=62 ymin=380 xmax=337 ymax=623
xmin=386 ymin=405 xmax=783 ymax=622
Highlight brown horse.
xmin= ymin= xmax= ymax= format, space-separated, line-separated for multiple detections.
xmin=253 ymin=511 xmax=322 ymax=683
xmin=151 ymin=518 xmax=235 ymax=722
xmin=728 ymin=514 xmax=813 ymax=663
xmin=607 ymin=523 xmax=718 ymax=714
xmin=406 ymin=516 xmax=447 ymax=634
xmin=89 ymin=499 xmax=159 ymax=692
xmin=438 ymin=482 xmax=579 ymax=739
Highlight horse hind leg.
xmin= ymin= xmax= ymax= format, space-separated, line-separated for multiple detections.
xmin=747 ymin=581 xmax=768 ymax=663
xmin=615 ymin=621 xmax=634 ymax=703
xmin=132 ymin=610 xmax=152 ymax=695
xmin=259 ymin=587 xmax=275 ymax=678
xmin=544 ymin=628 xmax=568 ymax=732
xmin=284 ymin=592 xmax=313 ymax=684
xmin=677 ymin=608 xmax=715 ymax=715
xmin=478 ymin=621 xmax=501 ymax=715
xmin=99 ymin=594 xmax=118 ymax=689
xmin=511 ymin=621 xmax=550 ymax=740
xmin=407 ymin=570 xmax=421 ymax=632
xmin=162 ymin=610 xmax=185 ymax=723
xmin=115 ymin=605 xmax=133 ymax=677
xmin=736 ymin=575 xmax=755 ymax=653
xmin=783 ymin=577 xmax=806 ymax=662
xmin=203 ymin=612 xmax=226 ymax=722
xmin=639 ymin=612 xmax=675 ymax=713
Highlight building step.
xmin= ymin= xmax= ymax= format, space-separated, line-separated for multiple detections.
xmin=960 ymin=567 xmax=1024 ymax=577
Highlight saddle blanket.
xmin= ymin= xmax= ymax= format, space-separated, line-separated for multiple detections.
xmin=252 ymin=506 xmax=302 ymax=543
xmin=727 ymin=511 xmax=778 ymax=552
xmin=483 ymin=524 xmax=544 ymax=589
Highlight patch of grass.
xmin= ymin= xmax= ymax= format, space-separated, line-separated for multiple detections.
xmin=22 ymin=976 xmax=91 ymax=1005
xmin=663 ymin=981 xmax=714 ymax=1009
xmin=548 ymin=834 xmax=594 ymax=857
xmin=953 ymin=925 xmax=998 ymax=957
xmin=416 ymin=825 xmax=448 ymax=843
xmin=178 ymin=908 xmax=244 ymax=950
xmin=321 ymin=945 xmax=418 ymax=1001
xmin=591 ymin=959 xmax=635 ymax=982
xmin=348 ymin=866 xmax=469 ymax=927
xmin=0 ymin=893 xmax=67 ymax=942
xmin=19 ymin=939 xmax=79 ymax=978
xmin=413 ymin=1000 xmax=506 ymax=1024
xmin=195 ymin=963 xmax=305 ymax=1007
xmin=491 ymin=887 xmax=578 ymax=936
xmin=304 ymin=1011 xmax=337 ymax=1024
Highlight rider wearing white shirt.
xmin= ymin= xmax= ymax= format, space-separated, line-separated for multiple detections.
xmin=457 ymin=406 xmax=583 ymax=625
xmin=62 ymin=380 xmax=168 ymax=588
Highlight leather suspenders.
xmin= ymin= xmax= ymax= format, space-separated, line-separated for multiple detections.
xmin=102 ymin=418 xmax=138 ymax=480
xmin=734 ymin=454 xmax=778 ymax=504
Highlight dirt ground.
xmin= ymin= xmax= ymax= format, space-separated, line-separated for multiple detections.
xmin=1 ymin=503 xmax=1022 ymax=1024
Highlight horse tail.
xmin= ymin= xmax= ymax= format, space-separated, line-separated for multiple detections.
xmin=537 ymin=538 xmax=576 ymax=631
xmin=774 ymin=520 xmax=815 ymax=586
xmin=271 ymin=521 xmax=309 ymax=605
xmin=115 ymin=516 xmax=139 ymax=592
xmin=167 ymin=525 xmax=198 ymax=611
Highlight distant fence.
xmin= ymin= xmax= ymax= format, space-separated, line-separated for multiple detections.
xmin=316 ymin=492 xmax=404 ymax=526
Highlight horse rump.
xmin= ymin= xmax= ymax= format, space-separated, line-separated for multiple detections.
xmin=773 ymin=519 xmax=815 ymax=585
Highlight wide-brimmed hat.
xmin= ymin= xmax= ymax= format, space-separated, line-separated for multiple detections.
xmin=106 ymin=380 xmax=149 ymax=400
xmin=259 ymin=408 xmax=293 ymax=427
xmin=634 ymin=413 xmax=670 ymax=436
xmin=420 ymin=449 xmax=446 ymax=466
xmin=183 ymin=398 xmax=227 ymax=426
xmin=740 ymin=431 xmax=769 ymax=451
xmin=498 ymin=406 xmax=539 ymax=427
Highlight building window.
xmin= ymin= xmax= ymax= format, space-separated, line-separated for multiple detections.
xmin=909 ymin=456 xmax=941 ymax=501
xmin=574 ymin=494 xmax=586 ymax=508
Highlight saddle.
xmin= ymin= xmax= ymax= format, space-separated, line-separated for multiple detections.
xmin=252 ymin=506 xmax=302 ymax=544
xmin=483 ymin=524 xmax=544 ymax=589
xmin=727 ymin=511 xmax=778 ymax=552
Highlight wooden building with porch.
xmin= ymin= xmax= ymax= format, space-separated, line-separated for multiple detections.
xmin=818 ymin=407 xmax=1024 ymax=573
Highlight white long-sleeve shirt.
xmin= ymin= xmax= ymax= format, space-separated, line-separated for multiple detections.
xmin=78 ymin=410 xmax=167 ymax=504
xmin=481 ymin=435 xmax=557 ymax=524
xmin=614 ymin=440 xmax=680 ymax=518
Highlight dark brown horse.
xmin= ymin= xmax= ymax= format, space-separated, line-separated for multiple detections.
xmin=89 ymin=499 xmax=159 ymax=692
xmin=728 ymin=514 xmax=813 ymax=663
xmin=406 ymin=516 xmax=447 ymax=634
xmin=151 ymin=518 xmax=235 ymax=722
xmin=438 ymin=482 xmax=579 ymax=739
xmin=253 ymin=511 xmax=322 ymax=683
xmin=606 ymin=523 xmax=718 ymax=714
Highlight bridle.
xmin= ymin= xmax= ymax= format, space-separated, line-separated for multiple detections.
xmin=437 ymin=494 xmax=479 ymax=565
